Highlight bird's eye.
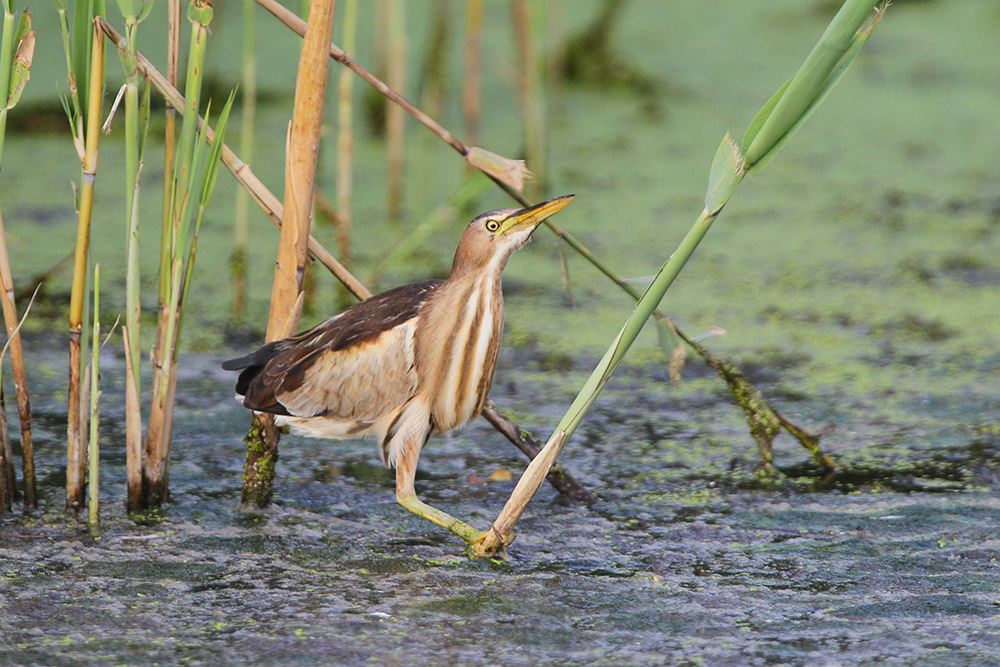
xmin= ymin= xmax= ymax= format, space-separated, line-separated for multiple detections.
xmin=484 ymin=219 xmax=500 ymax=232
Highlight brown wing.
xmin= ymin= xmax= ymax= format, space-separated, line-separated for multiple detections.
xmin=223 ymin=280 xmax=442 ymax=420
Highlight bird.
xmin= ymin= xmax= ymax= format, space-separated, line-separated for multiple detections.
xmin=223 ymin=194 xmax=574 ymax=550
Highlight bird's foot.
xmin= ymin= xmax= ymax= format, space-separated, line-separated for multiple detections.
xmin=464 ymin=524 xmax=515 ymax=560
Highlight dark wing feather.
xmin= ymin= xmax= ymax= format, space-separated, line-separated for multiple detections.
xmin=222 ymin=280 xmax=443 ymax=418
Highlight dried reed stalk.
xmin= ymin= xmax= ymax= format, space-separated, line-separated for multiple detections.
xmin=254 ymin=0 xmax=674 ymax=353
xmin=0 ymin=211 xmax=33 ymax=506
xmin=99 ymin=17 xmax=370 ymax=301
xmin=334 ymin=0 xmax=357 ymax=309
xmin=243 ymin=0 xmax=338 ymax=507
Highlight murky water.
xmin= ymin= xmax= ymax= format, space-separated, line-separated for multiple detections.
xmin=2 ymin=345 xmax=999 ymax=665
xmin=3 ymin=0 xmax=1000 ymax=664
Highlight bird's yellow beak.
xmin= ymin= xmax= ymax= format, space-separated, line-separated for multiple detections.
xmin=499 ymin=194 xmax=575 ymax=235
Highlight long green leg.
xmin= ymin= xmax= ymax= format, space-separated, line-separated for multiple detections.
xmin=396 ymin=492 xmax=483 ymax=542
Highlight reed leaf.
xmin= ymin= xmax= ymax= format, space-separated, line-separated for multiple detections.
xmin=4 ymin=14 xmax=33 ymax=112
xmin=742 ymin=0 xmax=879 ymax=168
xmin=743 ymin=5 xmax=885 ymax=172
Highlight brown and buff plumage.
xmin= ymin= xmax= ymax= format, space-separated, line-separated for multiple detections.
xmin=223 ymin=195 xmax=574 ymax=543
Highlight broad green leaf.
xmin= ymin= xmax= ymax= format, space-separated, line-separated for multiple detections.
xmin=743 ymin=0 xmax=876 ymax=165
xmin=747 ymin=14 xmax=881 ymax=172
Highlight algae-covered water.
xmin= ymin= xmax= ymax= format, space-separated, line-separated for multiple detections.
xmin=3 ymin=1 xmax=1000 ymax=664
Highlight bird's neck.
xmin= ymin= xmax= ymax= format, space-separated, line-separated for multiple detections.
xmin=417 ymin=262 xmax=506 ymax=433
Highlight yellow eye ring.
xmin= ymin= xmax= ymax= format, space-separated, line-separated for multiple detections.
xmin=485 ymin=219 xmax=500 ymax=232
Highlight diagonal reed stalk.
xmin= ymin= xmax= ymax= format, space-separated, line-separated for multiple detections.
xmin=242 ymin=0 xmax=338 ymax=507
xmin=0 ymin=4 xmax=36 ymax=507
xmin=471 ymin=0 xmax=887 ymax=557
xmin=67 ymin=17 xmax=105 ymax=513
xmin=268 ymin=0 xmax=831 ymax=480
xmin=96 ymin=18 xmax=593 ymax=506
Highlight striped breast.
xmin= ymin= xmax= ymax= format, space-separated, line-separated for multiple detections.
xmin=416 ymin=273 xmax=504 ymax=434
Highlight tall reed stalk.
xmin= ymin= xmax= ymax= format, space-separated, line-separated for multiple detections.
xmin=142 ymin=0 xmax=181 ymax=508
xmin=243 ymin=0 xmax=338 ymax=507
xmin=0 ymin=284 xmax=37 ymax=513
xmin=67 ymin=17 xmax=106 ymax=512
xmin=231 ymin=0 xmax=257 ymax=325
xmin=115 ymin=0 xmax=151 ymax=512
xmin=0 ymin=3 xmax=35 ymax=507
xmin=472 ymin=0 xmax=887 ymax=557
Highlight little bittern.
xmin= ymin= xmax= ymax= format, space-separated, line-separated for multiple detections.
xmin=223 ymin=195 xmax=574 ymax=549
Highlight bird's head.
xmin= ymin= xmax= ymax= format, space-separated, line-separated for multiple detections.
xmin=450 ymin=194 xmax=575 ymax=278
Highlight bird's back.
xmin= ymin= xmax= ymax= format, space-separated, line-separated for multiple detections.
xmin=223 ymin=280 xmax=443 ymax=437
